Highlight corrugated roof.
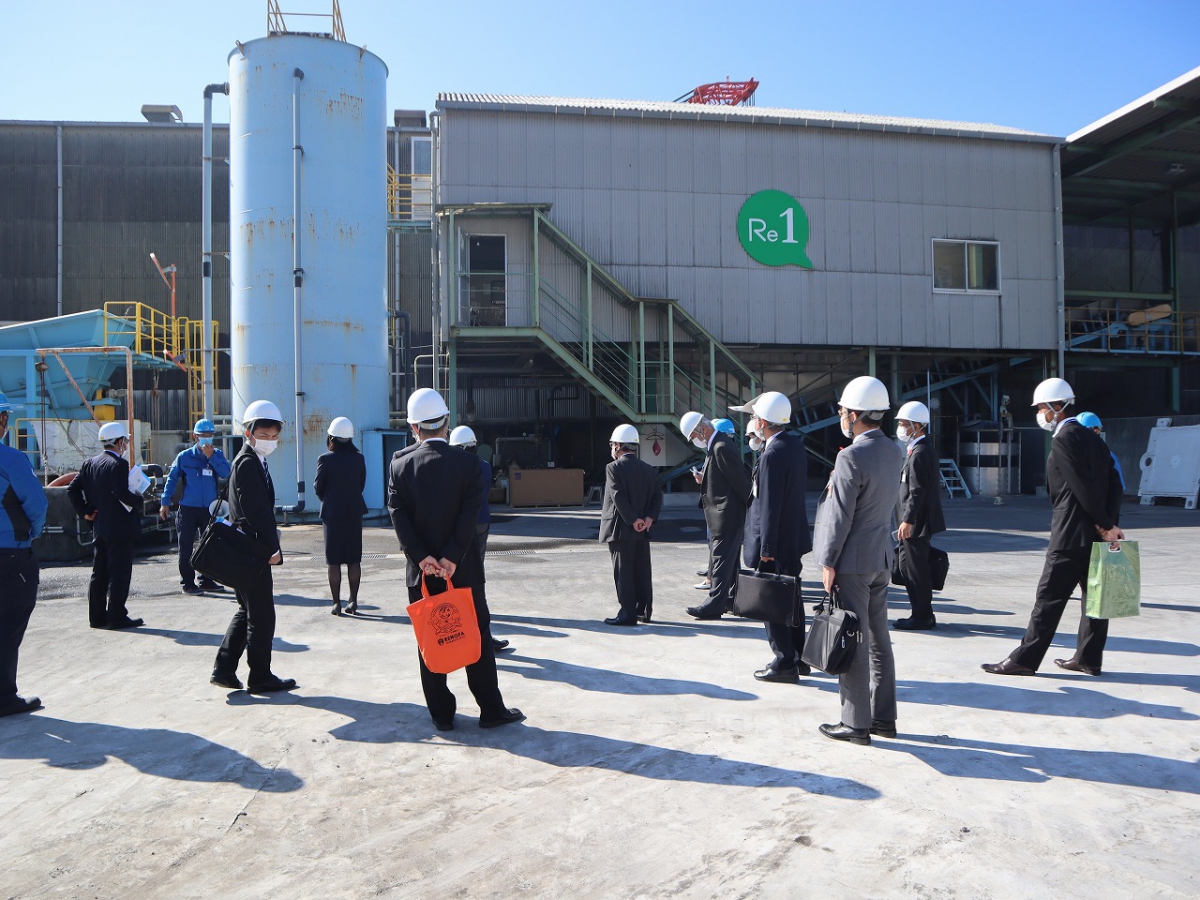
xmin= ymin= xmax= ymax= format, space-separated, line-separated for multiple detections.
xmin=436 ymin=93 xmax=1060 ymax=143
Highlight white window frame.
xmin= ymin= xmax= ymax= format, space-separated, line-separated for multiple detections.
xmin=932 ymin=239 xmax=1001 ymax=295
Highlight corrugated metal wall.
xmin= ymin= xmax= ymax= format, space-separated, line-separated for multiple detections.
xmin=440 ymin=110 xmax=1060 ymax=351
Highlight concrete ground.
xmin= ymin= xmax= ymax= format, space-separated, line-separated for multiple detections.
xmin=2 ymin=496 xmax=1198 ymax=899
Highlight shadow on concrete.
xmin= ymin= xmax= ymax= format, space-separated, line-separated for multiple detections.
xmin=894 ymin=621 xmax=1200 ymax=658
xmin=877 ymin=733 xmax=1200 ymax=792
xmin=282 ymin=695 xmax=879 ymax=798
xmin=1141 ymin=602 xmax=1200 ymax=614
xmin=274 ymin=592 xmax=327 ymax=608
xmin=0 ymin=715 xmax=303 ymax=792
xmin=496 ymin=653 xmax=757 ymax=700
xmin=491 ymin=612 xmax=769 ymax=641
xmin=896 ymin=680 xmax=1199 ymax=720
xmin=128 ymin=627 xmax=309 ymax=653
xmin=938 ymin=532 xmax=1050 ymax=553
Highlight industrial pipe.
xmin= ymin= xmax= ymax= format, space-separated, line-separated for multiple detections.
xmin=284 ymin=67 xmax=307 ymax=513
xmin=56 ymin=125 xmax=63 ymax=318
xmin=394 ymin=310 xmax=410 ymax=411
xmin=1052 ymin=142 xmax=1067 ymax=378
xmin=201 ymin=82 xmax=228 ymax=422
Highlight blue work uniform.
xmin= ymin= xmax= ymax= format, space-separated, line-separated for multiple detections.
xmin=1 ymin=442 xmax=48 ymax=707
xmin=162 ymin=443 xmax=231 ymax=587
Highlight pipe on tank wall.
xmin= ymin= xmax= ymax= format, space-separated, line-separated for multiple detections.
xmin=285 ymin=67 xmax=307 ymax=514
xmin=56 ymin=125 xmax=63 ymax=317
xmin=202 ymin=82 xmax=229 ymax=422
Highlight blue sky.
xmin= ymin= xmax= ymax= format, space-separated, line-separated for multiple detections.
xmin=2 ymin=0 xmax=1197 ymax=136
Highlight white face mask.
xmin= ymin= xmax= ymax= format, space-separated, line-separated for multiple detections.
xmin=1036 ymin=409 xmax=1056 ymax=432
xmin=748 ymin=435 xmax=763 ymax=452
xmin=692 ymin=437 xmax=708 ymax=450
xmin=253 ymin=438 xmax=279 ymax=457
xmin=840 ymin=412 xmax=855 ymax=440
xmin=896 ymin=425 xmax=911 ymax=443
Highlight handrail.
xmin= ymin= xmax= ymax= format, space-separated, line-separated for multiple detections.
xmin=1065 ymin=304 xmax=1199 ymax=355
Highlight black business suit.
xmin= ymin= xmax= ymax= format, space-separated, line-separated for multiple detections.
xmin=699 ymin=432 xmax=752 ymax=614
xmin=1009 ymin=420 xmax=1122 ymax=671
xmin=896 ymin=436 xmax=946 ymax=622
xmin=213 ymin=445 xmax=282 ymax=685
xmin=68 ymin=450 xmax=142 ymax=627
xmin=599 ymin=452 xmax=663 ymax=622
xmin=314 ymin=446 xmax=367 ymax=564
xmin=388 ymin=439 xmax=508 ymax=724
xmin=743 ymin=431 xmax=811 ymax=669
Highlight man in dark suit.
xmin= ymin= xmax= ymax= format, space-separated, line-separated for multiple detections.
xmin=983 ymin=378 xmax=1124 ymax=678
xmin=388 ymin=388 xmax=523 ymax=731
xmin=599 ymin=425 xmax=662 ymax=626
xmin=212 ymin=399 xmax=295 ymax=694
xmin=679 ymin=411 xmax=751 ymax=619
xmin=67 ymin=422 xmax=146 ymax=630
xmin=738 ymin=392 xmax=813 ymax=683
xmin=893 ymin=400 xmax=946 ymax=630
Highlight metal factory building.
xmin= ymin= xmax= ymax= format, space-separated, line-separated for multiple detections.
xmin=2 ymin=51 xmax=1199 ymax=507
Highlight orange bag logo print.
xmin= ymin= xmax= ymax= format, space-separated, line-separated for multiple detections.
xmin=431 ymin=602 xmax=467 ymax=646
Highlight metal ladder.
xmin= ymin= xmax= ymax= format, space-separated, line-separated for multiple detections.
xmin=939 ymin=459 xmax=972 ymax=499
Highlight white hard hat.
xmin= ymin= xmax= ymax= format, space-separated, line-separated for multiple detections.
xmin=243 ymin=399 xmax=284 ymax=427
xmin=449 ymin=425 xmax=477 ymax=447
xmin=327 ymin=416 xmax=355 ymax=439
xmin=751 ymin=391 xmax=792 ymax=426
xmin=728 ymin=394 xmax=761 ymax=414
xmin=610 ymin=424 xmax=640 ymax=444
xmin=678 ymin=411 xmax=705 ymax=439
xmin=1031 ymin=377 xmax=1074 ymax=407
xmin=839 ymin=376 xmax=890 ymax=413
xmin=896 ymin=401 xmax=930 ymax=425
xmin=98 ymin=421 xmax=129 ymax=443
xmin=407 ymin=388 xmax=450 ymax=424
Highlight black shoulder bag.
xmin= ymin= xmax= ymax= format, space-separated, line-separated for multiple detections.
xmin=801 ymin=587 xmax=861 ymax=675
xmin=190 ymin=480 xmax=272 ymax=593
xmin=733 ymin=562 xmax=804 ymax=627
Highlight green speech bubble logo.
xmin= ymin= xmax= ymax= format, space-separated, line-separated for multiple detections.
xmin=737 ymin=190 xmax=813 ymax=268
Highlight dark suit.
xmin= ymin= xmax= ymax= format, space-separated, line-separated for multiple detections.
xmin=68 ymin=450 xmax=142 ymax=627
xmin=314 ymin=446 xmax=367 ymax=565
xmin=213 ymin=445 xmax=282 ymax=684
xmin=599 ymin=452 xmax=663 ymax=622
xmin=388 ymin=439 xmax=508 ymax=724
xmin=744 ymin=431 xmax=811 ymax=668
xmin=1010 ymin=420 xmax=1122 ymax=671
xmin=699 ymin=433 xmax=752 ymax=613
xmin=896 ymin=436 xmax=946 ymax=622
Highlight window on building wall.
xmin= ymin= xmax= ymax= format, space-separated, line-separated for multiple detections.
xmin=410 ymin=136 xmax=432 ymax=175
xmin=933 ymin=240 xmax=1000 ymax=293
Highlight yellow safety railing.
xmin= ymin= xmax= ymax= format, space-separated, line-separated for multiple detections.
xmin=388 ymin=164 xmax=433 ymax=222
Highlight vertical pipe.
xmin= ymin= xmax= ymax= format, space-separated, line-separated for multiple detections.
xmin=442 ymin=206 xmax=453 ymax=392
xmin=56 ymin=125 xmax=63 ymax=318
xmin=667 ymin=304 xmax=675 ymax=415
xmin=585 ymin=261 xmax=593 ymax=368
xmin=429 ymin=110 xmax=441 ymax=393
xmin=532 ymin=211 xmax=540 ymax=328
xmin=708 ymin=338 xmax=716 ymax=416
xmin=1052 ymin=143 xmax=1067 ymax=378
xmin=288 ymin=68 xmax=306 ymax=512
xmin=392 ymin=127 xmax=402 ymax=410
xmin=638 ymin=301 xmax=646 ymax=414
xmin=867 ymin=345 xmax=877 ymax=377
xmin=201 ymin=83 xmax=228 ymax=422
xmin=448 ymin=337 xmax=458 ymax=428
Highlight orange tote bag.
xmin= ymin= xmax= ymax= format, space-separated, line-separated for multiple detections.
xmin=406 ymin=576 xmax=482 ymax=674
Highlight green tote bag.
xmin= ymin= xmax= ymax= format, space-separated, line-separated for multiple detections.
xmin=1085 ymin=541 xmax=1141 ymax=619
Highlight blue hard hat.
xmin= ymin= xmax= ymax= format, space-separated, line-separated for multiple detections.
xmin=1076 ymin=411 xmax=1102 ymax=429
xmin=193 ymin=418 xmax=216 ymax=434
xmin=712 ymin=417 xmax=735 ymax=435
xmin=0 ymin=390 xmax=9 ymax=413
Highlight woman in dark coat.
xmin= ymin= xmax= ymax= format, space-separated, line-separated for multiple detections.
xmin=314 ymin=417 xmax=368 ymax=615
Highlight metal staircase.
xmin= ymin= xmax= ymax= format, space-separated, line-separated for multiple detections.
xmin=938 ymin=459 xmax=972 ymax=498
xmin=448 ymin=206 xmax=757 ymax=424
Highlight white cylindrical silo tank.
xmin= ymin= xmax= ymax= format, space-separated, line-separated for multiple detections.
xmin=228 ymin=34 xmax=388 ymax=510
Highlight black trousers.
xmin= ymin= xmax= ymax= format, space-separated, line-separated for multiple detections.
xmin=408 ymin=579 xmax=505 ymax=724
xmin=214 ymin=566 xmax=276 ymax=684
xmin=476 ymin=522 xmax=490 ymax=568
xmin=899 ymin=536 xmax=934 ymax=621
xmin=176 ymin=505 xmax=210 ymax=586
xmin=706 ymin=527 xmax=743 ymax=613
xmin=1011 ymin=546 xmax=1108 ymax=671
xmin=608 ymin=538 xmax=653 ymax=622
xmin=0 ymin=549 xmax=38 ymax=704
xmin=88 ymin=535 xmax=133 ymax=627
xmin=765 ymin=563 xmax=806 ymax=669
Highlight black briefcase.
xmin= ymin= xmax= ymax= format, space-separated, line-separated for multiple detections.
xmin=891 ymin=543 xmax=906 ymax=587
xmin=800 ymin=588 xmax=861 ymax=675
xmin=733 ymin=565 xmax=803 ymax=627
xmin=930 ymin=546 xmax=949 ymax=592
xmin=190 ymin=519 xmax=273 ymax=594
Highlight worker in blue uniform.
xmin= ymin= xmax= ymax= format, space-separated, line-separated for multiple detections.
xmin=0 ymin=390 xmax=48 ymax=717
xmin=161 ymin=419 xmax=231 ymax=594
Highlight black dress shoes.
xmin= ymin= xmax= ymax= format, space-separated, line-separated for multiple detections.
xmin=182 ymin=583 xmax=204 ymax=595
xmin=981 ymin=658 xmax=1036 ymax=676
xmin=331 ymin=600 xmax=342 ymax=616
xmin=479 ymin=708 xmax=526 ymax=729
xmin=198 ymin=579 xmax=227 ymax=593
xmin=107 ymin=617 xmax=144 ymax=630
xmin=637 ymin=609 xmax=653 ymax=623
xmin=870 ymin=720 xmax=897 ymax=738
xmin=0 ymin=695 xmax=42 ymax=717
xmin=820 ymin=722 xmax=871 ymax=745
xmin=754 ymin=666 xmax=800 ymax=684
xmin=247 ymin=677 xmax=297 ymax=693
xmin=1054 ymin=657 xmax=1101 ymax=677
xmin=345 ymin=600 xmax=358 ymax=615
xmin=894 ymin=616 xmax=936 ymax=630
xmin=492 ymin=638 xmax=513 ymax=652
xmin=686 ymin=605 xmax=724 ymax=620
xmin=604 ymin=616 xmax=639 ymax=626
xmin=433 ymin=717 xmax=455 ymax=732
xmin=210 ymin=673 xmax=244 ymax=690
